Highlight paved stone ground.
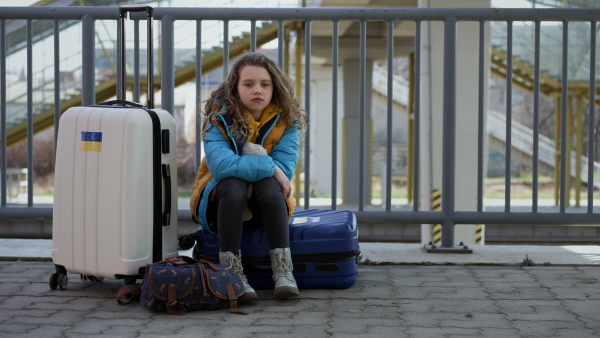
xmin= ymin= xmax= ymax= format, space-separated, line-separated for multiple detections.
xmin=0 ymin=260 xmax=599 ymax=337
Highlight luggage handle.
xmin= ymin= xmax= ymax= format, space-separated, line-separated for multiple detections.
xmin=119 ymin=5 xmax=154 ymax=109
xmin=162 ymin=164 xmax=171 ymax=226
xmin=97 ymin=99 xmax=146 ymax=108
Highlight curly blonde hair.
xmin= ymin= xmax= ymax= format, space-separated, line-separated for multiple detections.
xmin=201 ymin=52 xmax=306 ymax=140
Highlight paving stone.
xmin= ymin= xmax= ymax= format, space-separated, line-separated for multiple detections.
xmin=549 ymin=286 xmax=600 ymax=300
xmin=438 ymin=313 xmax=510 ymax=329
xmin=0 ymin=282 xmax=24 ymax=296
xmin=18 ymin=326 xmax=71 ymax=338
xmin=559 ymin=300 xmax=600 ymax=329
xmin=480 ymin=281 xmax=542 ymax=293
xmin=1 ymin=262 xmax=600 ymax=338
xmin=0 ymin=323 xmax=41 ymax=334
xmin=328 ymin=317 xmax=405 ymax=335
xmin=510 ymin=320 xmax=588 ymax=336
xmin=212 ymin=324 xmax=298 ymax=337
xmin=397 ymin=298 xmax=502 ymax=314
xmin=477 ymin=327 xmax=522 ymax=337
xmin=495 ymin=299 xmax=566 ymax=315
xmin=139 ymin=317 xmax=226 ymax=335
xmin=404 ymin=326 xmax=481 ymax=337
xmin=68 ymin=318 xmax=145 ymax=336
xmin=487 ymin=286 xmax=557 ymax=300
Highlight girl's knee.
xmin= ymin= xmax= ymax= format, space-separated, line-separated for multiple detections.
xmin=252 ymin=177 xmax=284 ymax=200
xmin=216 ymin=177 xmax=248 ymax=201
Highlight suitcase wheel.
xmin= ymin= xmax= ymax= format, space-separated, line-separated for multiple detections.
xmin=179 ymin=230 xmax=202 ymax=250
xmin=178 ymin=234 xmax=196 ymax=250
xmin=50 ymin=273 xmax=68 ymax=290
xmin=49 ymin=273 xmax=58 ymax=290
xmin=58 ymin=273 xmax=68 ymax=290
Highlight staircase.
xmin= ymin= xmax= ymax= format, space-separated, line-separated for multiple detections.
xmin=3 ymin=0 xmax=298 ymax=147
xmin=487 ymin=110 xmax=600 ymax=188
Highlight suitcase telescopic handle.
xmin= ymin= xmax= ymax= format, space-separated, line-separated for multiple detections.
xmin=118 ymin=5 xmax=154 ymax=109
xmin=161 ymin=164 xmax=171 ymax=226
xmin=97 ymin=99 xmax=145 ymax=108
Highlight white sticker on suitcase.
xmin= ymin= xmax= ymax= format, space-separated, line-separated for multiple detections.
xmin=292 ymin=217 xmax=321 ymax=224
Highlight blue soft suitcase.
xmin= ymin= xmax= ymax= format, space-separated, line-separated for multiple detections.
xmin=186 ymin=209 xmax=361 ymax=289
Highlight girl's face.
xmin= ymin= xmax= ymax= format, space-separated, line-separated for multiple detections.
xmin=236 ymin=65 xmax=273 ymax=120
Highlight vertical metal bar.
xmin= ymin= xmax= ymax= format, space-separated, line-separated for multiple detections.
xmin=441 ymin=15 xmax=457 ymax=248
xmin=566 ymin=99 xmax=572 ymax=204
xmin=407 ymin=54 xmax=414 ymax=205
xmin=477 ymin=20 xmax=485 ymax=212
xmin=505 ymin=21 xmax=513 ymax=213
xmin=294 ymin=26 xmax=302 ymax=207
xmin=196 ymin=20 xmax=203 ymax=170
xmin=82 ymin=14 xmax=95 ymax=105
xmin=134 ymin=19 xmax=140 ymax=102
xmin=588 ymin=20 xmax=596 ymax=213
xmin=278 ymin=20 xmax=284 ymax=69
xmin=560 ymin=21 xmax=569 ymax=213
xmin=26 ymin=20 xmax=33 ymax=207
xmin=250 ymin=20 xmax=257 ymax=52
xmin=554 ymin=97 xmax=560 ymax=203
xmin=575 ymin=97 xmax=582 ymax=207
xmin=532 ymin=20 xmax=541 ymax=213
xmin=147 ymin=10 xmax=154 ymax=109
xmin=413 ymin=20 xmax=421 ymax=212
xmin=161 ymin=15 xmax=174 ymax=114
xmin=304 ymin=20 xmax=311 ymax=209
xmin=117 ymin=15 xmax=123 ymax=101
xmin=0 ymin=19 xmax=6 ymax=207
xmin=385 ymin=20 xmax=393 ymax=211
xmin=332 ymin=20 xmax=339 ymax=210
xmin=358 ymin=20 xmax=366 ymax=211
xmin=223 ymin=20 xmax=229 ymax=78
xmin=54 ymin=20 xmax=60 ymax=151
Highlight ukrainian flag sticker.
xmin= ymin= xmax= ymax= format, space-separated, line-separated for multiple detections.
xmin=81 ymin=131 xmax=102 ymax=152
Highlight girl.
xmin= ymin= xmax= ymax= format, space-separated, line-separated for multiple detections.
xmin=190 ymin=52 xmax=306 ymax=300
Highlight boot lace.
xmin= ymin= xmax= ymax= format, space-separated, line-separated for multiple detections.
xmin=224 ymin=253 xmax=250 ymax=284
xmin=272 ymin=252 xmax=294 ymax=282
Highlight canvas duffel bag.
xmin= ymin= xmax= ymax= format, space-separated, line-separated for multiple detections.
xmin=117 ymin=256 xmax=246 ymax=315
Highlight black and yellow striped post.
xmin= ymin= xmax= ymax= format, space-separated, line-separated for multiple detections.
xmin=431 ymin=189 xmax=442 ymax=245
xmin=475 ymin=224 xmax=483 ymax=245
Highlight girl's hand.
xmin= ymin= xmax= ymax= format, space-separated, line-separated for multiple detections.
xmin=274 ymin=165 xmax=291 ymax=198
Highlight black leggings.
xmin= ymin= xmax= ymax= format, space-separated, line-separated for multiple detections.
xmin=206 ymin=177 xmax=290 ymax=254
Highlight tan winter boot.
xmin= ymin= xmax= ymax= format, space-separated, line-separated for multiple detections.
xmin=270 ymin=248 xmax=299 ymax=299
xmin=219 ymin=251 xmax=258 ymax=302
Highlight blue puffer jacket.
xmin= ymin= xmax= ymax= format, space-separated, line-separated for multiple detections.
xmin=190 ymin=104 xmax=300 ymax=231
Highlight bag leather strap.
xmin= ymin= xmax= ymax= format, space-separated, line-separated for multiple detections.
xmin=166 ymin=285 xmax=185 ymax=315
xmin=116 ymin=284 xmax=142 ymax=305
xmin=226 ymin=283 xmax=247 ymax=315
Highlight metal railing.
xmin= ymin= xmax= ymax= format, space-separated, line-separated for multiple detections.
xmin=1 ymin=7 xmax=600 ymax=249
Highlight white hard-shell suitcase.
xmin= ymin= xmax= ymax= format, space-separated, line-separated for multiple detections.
xmin=50 ymin=5 xmax=177 ymax=289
